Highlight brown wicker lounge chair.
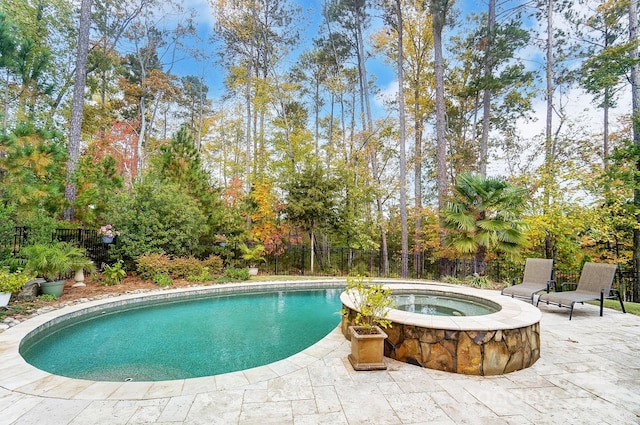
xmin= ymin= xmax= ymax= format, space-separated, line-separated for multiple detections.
xmin=537 ymin=262 xmax=625 ymax=320
xmin=501 ymin=258 xmax=554 ymax=303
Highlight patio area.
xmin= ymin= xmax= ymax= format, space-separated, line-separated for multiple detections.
xmin=1 ymin=290 xmax=639 ymax=425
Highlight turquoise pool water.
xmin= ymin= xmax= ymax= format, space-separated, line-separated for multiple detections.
xmin=20 ymin=289 xmax=343 ymax=381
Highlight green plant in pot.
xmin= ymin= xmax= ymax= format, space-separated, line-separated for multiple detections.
xmin=341 ymin=275 xmax=395 ymax=371
xmin=0 ymin=268 xmax=35 ymax=307
xmin=66 ymin=243 xmax=97 ymax=287
xmin=239 ymin=243 xmax=266 ymax=276
xmin=22 ymin=243 xmax=95 ymax=298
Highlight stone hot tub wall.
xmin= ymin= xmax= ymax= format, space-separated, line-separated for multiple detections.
xmin=341 ymin=310 xmax=540 ymax=375
xmin=384 ymin=320 xmax=540 ymax=375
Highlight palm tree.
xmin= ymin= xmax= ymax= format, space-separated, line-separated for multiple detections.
xmin=443 ymin=173 xmax=528 ymax=275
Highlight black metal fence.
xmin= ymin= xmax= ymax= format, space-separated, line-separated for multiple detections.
xmin=264 ymin=245 xmax=533 ymax=281
xmin=262 ymin=245 xmax=637 ymax=302
xmin=5 ymin=228 xmax=637 ymax=302
xmin=6 ymin=227 xmax=112 ymax=267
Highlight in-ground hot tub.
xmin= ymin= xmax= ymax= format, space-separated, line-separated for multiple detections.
xmin=341 ymin=282 xmax=542 ymax=375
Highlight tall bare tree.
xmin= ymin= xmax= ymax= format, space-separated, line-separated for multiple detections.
xmin=65 ymin=0 xmax=93 ymax=221
xmin=394 ymin=0 xmax=409 ymax=277
xmin=427 ymin=0 xmax=450 ymax=212
xmin=630 ymin=0 xmax=640 ymax=302
xmin=479 ymin=0 xmax=495 ymax=177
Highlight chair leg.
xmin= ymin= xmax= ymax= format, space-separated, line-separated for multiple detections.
xmin=569 ymin=302 xmax=574 ymax=320
xmin=616 ymin=290 xmax=626 ymax=314
xmin=600 ymin=290 xmax=604 ymax=317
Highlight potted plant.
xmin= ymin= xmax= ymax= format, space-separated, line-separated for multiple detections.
xmin=0 ymin=268 xmax=34 ymax=307
xmin=98 ymin=224 xmax=120 ymax=243
xmin=22 ymin=243 xmax=95 ymax=298
xmin=64 ymin=243 xmax=97 ymax=287
xmin=341 ymin=276 xmax=395 ymax=371
xmin=239 ymin=243 xmax=266 ymax=276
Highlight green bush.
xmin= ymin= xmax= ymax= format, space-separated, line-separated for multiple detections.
xmin=105 ymin=178 xmax=208 ymax=263
xmin=223 ymin=266 xmax=250 ymax=281
xmin=21 ymin=214 xmax=60 ymax=246
xmin=442 ymin=275 xmax=461 ymax=284
xmin=0 ymin=204 xmax=16 ymax=262
xmin=201 ymin=255 xmax=224 ymax=274
xmin=37 ymin=294 xmax=57 ymax=301
xmin=136 ymin=253 xmax=172 ymax=280
xmin=464 ymin=273 xmax=492 ymax=289
xmin=102 ymin=260 xmax=126 ymax=286
xmin=0 ymin=268 xmax=34 ymax=293
xmin=169 ymin=257 xmax=204 ymax=279
xmin=187 ymin=267 xmax=213 ymax=282
xmin=153 ymin=272 xmax=173 ymax=287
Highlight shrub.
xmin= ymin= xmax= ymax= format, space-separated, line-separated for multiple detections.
xmin=0 ymin=204 xmax=16 ymax=262
xmin=0 ymin=268 xmax=34 ymax=293
xmin=187 ymin=267 xmax=213 ymax=282
xmin=465 ymin=273 xmax=492 ymax=289
xmin=169 ymin=257 xmax=204 ymax=279
xmin=201 ymin=255 xmax=224 ymax=274
xmin=105 ymin=178 xmax=208 ymax=263
xmin=223 ymin=266 xmax=250 ymax=281
xmin=20 ymin=214 xmax=60 ymax=246
xmin=442 ymin=275 xmax=461 ymax=284
xmin=153 ymin=272 xmax=173 ymax=287
xmin=136 ymin=253 xmax=171 ymax=280
xmin=102 ymin=260 xmax=126 ymax=286
xmin=37 ymin=294 xmax=57 ymax=301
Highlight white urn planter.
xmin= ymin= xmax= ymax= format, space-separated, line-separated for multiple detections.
xmin=0 ymin=292 xmax=11 ymax=307
xmin=73 ymin=268 xmax=86 ymax=287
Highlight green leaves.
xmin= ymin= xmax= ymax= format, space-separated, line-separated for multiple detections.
xmin=443 ymin=173 xmax=527 ymax=261
xmin=342 ymin=275 xmax=395 ymax=330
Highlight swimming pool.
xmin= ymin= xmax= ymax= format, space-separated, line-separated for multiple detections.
xmin=20 ymin=287 xmax=343 ymax=381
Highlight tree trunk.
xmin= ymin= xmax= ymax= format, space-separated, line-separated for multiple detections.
xmin=310 ymin=227 xmax=315 ymax=275
xmin=630 ymin=0 xmax=640 ymax=302
xmin=64 ymin=0 xmax=94 ymax=221
xmin=396 ymin=0 xmax=409 ymax=278
xmin=431 ymin=0 xmax=448 ymax=275
xmin=414 ymin=86 xmax=423 ymax=277
xmin=245 ymin=57 xmax=253 ymax=228
xmin=479 ymin=0 xmax=495 ymax=177
xmin=544 ymin=0 xmax=555 ymax=259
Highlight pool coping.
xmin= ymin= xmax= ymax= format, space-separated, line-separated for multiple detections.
xmin=356 ymin=283 xmax=542 ymax=331
xmin=0 ymin=279 xmax=539 ymax=400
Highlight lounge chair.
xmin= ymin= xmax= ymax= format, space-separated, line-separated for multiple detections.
xmin=501 ymin=258 xmax=554 ymax=303
xmin=537 ymin=262 xmax=625 ymax=320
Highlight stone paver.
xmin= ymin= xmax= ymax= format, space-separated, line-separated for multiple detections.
xmin=1 ymin=289 xmax=640 ymax=424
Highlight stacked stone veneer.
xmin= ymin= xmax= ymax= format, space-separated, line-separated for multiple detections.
xmin=341 ymin=307 xmax=540 ymax=376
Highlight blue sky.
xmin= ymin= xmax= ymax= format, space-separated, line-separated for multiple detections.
xmin=175 ymin=0 xmax=403 ymax=101
xmin=172 ymin=0 xmax=631 ymax=154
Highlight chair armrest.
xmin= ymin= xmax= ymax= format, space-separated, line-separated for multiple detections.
xmin=546 ymin=280 xmax=556 ymax=292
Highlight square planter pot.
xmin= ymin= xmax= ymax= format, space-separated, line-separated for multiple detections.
xmin=348 ymin=325 xmax=388 ymax=371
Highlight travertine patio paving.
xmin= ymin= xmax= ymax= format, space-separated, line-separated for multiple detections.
xmin=1 ymin=288 xmax=639 ymax=424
